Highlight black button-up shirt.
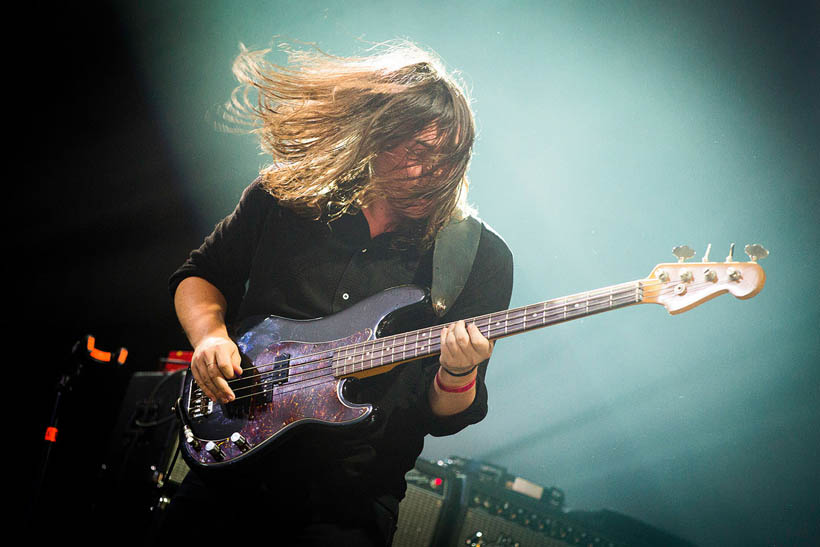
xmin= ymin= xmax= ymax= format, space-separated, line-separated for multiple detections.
xmin=170 ymin=180 xmax=513 ymax=511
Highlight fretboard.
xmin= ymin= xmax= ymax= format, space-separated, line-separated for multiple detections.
xmin=332 ymin=280 xmax=644 ymax=377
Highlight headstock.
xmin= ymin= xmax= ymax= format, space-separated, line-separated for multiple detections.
xmin=642 ymin=243 xmax=768 ymax=314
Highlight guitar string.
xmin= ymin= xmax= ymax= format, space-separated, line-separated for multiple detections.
xmin=227 ymin=288 xmax=644 ymax=393
xmin=197 ymin=292 xmax=636 ymax=404
xmin=220 ymin=278 xmax=696 ymax=387
xmin=214 ymin=280 xmax=647 ymax=387
xmin=202 ymin=286 xmax=707 ymax=406
xmin=220 ymin=289 xmax=659 ymax=403
xmin=194 ymin=282 xmax=646 ymax=396
xmin=199 ymin=280 xmax=713 ymax=404
xmin=193 ymin=279 xmax=705 ymax=402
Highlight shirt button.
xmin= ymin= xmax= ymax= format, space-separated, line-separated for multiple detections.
xmin=342 ymin=293 xmax=350 ymax=300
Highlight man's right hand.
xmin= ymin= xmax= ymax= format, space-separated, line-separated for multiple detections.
xmin=191 ymin=336 xmax=243 ymax=403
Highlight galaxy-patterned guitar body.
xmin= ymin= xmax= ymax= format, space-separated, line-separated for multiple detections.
xmin=176 ymin=285 xmax=434 ymax=471
xmin=176 ymin=244 xmax=768 ymax=471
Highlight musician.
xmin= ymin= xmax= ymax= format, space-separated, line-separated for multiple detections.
xmin=161 ymin=41 xmax=513 ymax=546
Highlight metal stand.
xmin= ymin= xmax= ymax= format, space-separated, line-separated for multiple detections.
xmin=30 ymin=335 xmax=127 ymax=516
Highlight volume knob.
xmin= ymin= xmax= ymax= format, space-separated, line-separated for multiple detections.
xmin=204 ymin=441 xmax=225 ymax=462
xmin=183 ymin=426 xmax=201 ymax=451
xmin=231 ymin=432 xmax=251 ymax=452
xmin=185 ymin=435 xmax=201 ymax=451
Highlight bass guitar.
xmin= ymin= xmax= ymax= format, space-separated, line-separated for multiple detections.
xmin=176 ymin=243 xmax=768 ymax=470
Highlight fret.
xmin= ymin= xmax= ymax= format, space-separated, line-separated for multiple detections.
xmin=334 ymin=345 xmax=342 ymax=374
xmin=382 ymin=337 xmax=392 ymax=367
xmin=372 ymin=339 xmax=383 ymax=368
xmin=345 ymin=345 xmax=352 ymax=374
xmin=417 ymin=328 xmax=428 ymax=355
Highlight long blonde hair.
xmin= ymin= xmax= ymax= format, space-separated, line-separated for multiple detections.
xmin=224 ymin=40 xmax=476 ymax=250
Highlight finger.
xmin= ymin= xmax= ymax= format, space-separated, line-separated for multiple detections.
xmin=217 ymin=341 xmax=242 ymax=378
xmin=442 ymin=324 xmax=467 ymax=368
xmin=441 ymin=324 xmax=461 ymax=367
xmin=211 ymin=352 xmax=236 ymax=402
xmin=193 ymin=351 xmax=228 ymax=403
xmin=453 ymin=320 xmax=472 ymax=351
xmin=231 ymin=346 xmax=243 ymax=376
xmin=452 ymin=321 xmax=483 ymax=364
xmin=467 ymin=323 xmax=492 ymax=360
xmin=444 ymin=323 xmax=463 ymax=362
xmin=193 ymin=359 xmax=219 ymax=402
xmin=212 ymin=375 xmax=234 ymax=403
xmin=215 ymin=345 xmax=238 ymax=380
xmin=443 ymin=323 xmax=477 ymax=368
xmin=439 ymin=325 xmax=450 ymax=366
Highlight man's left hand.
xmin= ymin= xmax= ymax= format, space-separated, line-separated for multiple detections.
xmin=439 ymin=319 xmax=493 ymax=374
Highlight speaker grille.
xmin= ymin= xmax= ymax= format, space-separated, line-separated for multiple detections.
xmin=393 ymin=484 xmax=445 ymax=547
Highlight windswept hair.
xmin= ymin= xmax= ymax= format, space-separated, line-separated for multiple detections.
xmin=223 ymin=40 xmax=476 ymax=251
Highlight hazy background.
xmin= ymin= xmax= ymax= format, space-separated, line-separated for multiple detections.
xmin=29 ymin=2 xmax=818 ymax=545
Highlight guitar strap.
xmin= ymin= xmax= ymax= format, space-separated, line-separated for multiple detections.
xmin=431 ymin=215 xmax=482 ymax=317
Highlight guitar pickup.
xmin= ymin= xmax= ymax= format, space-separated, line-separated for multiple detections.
xmin=256 ymin=353 xmax=290 ymax=404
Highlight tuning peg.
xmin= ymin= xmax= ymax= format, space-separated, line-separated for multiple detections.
xmin=725 ymin=243 xmax=735 ymax=262
xmin=701 ymin=243 xmax=712 ymax=262
xmin=672 ymin=245 xmax=696 ymax=263
xmin=744 ymin=244 xmax=769 ymax=262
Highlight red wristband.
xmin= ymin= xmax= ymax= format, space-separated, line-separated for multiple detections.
xmin=435 ymin=368 xmax=476 ymax=393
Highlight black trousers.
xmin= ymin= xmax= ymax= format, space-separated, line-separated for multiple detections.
xmin=151 ymin=471 xmax=397 ymax=546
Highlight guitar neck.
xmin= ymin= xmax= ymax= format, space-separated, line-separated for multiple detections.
xmin=333 ymin=279 xmax=646 ymax=377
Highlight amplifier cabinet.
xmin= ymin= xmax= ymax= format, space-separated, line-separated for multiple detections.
xmin=451 ymin=479 xmax=624 ymax=547
xmin=103 ymin=370 xmax=187 ymax=489
xmin=394 ymin=459 xmax=464 ymax=547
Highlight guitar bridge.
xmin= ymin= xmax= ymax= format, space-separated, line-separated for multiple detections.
xmin=189 ymin=387 xmax=214 ymax=418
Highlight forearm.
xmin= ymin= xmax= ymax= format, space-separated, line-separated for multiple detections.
xmin=174 ymin=276 xmax=243 ymax=403
xmin=174 ymin=276 xmax=231 ymax=347
xmin=428 ymin=365 xmax=478 ymax=416
xmin=428 ymin=319 xmax=489 ymax=416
